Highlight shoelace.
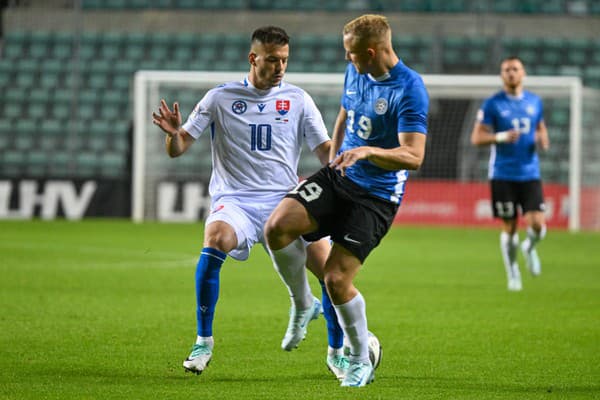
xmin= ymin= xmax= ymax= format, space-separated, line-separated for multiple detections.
xmin=344 ymin=362 xmax=370 ymax=383
xmin=330 ymin=355 xmax=350 ymax=370
xmin=190 ymin=344 xmax=211 ymax=358
xmin=287 ymin=303 xmax=313 ymax=329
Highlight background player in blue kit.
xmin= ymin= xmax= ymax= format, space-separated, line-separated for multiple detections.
xmin=152 ymin=26 xmax=348 ymax=378
xmin=265 ymin=14 xmax=429 ymax=387
xmin=471 ymin=56 xmax=550 ymax=292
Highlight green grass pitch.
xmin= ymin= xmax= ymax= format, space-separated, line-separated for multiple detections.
xmin=1 ymin=220 xmax=599 ymax=399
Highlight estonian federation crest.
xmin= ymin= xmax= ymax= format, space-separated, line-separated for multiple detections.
xmin=374 ymin=98 xmax=388 ymax=115
xmin=276 ymin=99 xmax=290 ymax=115
xmin=232 ymin=100 xmax=247 ymax=114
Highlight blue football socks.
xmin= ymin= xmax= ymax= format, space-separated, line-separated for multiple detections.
xmin=195 ymin=247 xmax=227 ymax=337
xmin=320 ymin=280 xmax=344 ymax=349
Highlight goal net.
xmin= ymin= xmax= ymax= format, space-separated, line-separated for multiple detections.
xmin=133 ymin=71 xmax=600 ymax=231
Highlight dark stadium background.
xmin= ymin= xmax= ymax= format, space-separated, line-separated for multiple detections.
xmin=0 ymin=0 xmax=598 ymax=228
xmin=1 ymin=4 xmax=599 ymax=399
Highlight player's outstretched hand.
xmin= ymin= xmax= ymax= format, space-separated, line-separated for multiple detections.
xmin=330 ymin=147 xmax=371 ymax=176
xmin=152 ymin=99 xmax=182 ymax=136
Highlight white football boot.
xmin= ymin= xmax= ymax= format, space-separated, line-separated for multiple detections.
xmin=183 ymin=343 xmax=212 ymax=374
xmin=507 ymin=262 xmax=522 ymax=291
xmin=343 ymin=331 xmax=382 ymax=370
xmin=340 ymin=360 xmax=374 ymax=387
xmin=281 ymin=296 xmax=322 ymax=351
xmin=521 ymin=242 xmax=541 ymax=276
xmin=326 ymin=353 xmax=350 ymax=381
xmin=507 ymin=277 xmax=522 ymax=291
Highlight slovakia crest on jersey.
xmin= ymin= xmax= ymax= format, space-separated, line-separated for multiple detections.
xmin=276 ymin=99 xmax=290 ymax=115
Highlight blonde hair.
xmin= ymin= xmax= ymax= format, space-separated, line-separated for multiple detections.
xmin=343 ymin=14 xmax=391 ymax=45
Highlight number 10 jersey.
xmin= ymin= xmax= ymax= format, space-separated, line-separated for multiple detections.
xmin=182 ymin=77 xmax=330 ymax=200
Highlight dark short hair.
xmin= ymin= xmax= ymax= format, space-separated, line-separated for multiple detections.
xmin=502 ymin=55 xmax=524 ymax=65
xmin=251 ymin=26 xmax=289 ymax=46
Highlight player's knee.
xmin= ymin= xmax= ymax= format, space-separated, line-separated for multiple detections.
xmin=265 ymin=215 xmax=281 ymax=250
xmin=501 ymin=219 xmax=518 ymax=235
xmin=530 ymin=219 xmax=545 ymax=232
xmin=526 ymin=212 xmax=545 ymax=233
xmin=529 ymin=223 xmax=541 ymax=233
xmin=204 ymin=231 xmax=236 ymax=253
xmin=324 ymin=272 xmax=348 ymax=300
xmin=264 ymin=215 xmax=289 ymax=250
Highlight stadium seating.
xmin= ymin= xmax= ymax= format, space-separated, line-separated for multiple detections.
xmin=0 ymin=27 xmax=598 ymax=180
xmin=76 ymin=0 xmax=600 ymax=14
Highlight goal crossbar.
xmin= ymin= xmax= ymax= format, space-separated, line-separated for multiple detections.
xmin=133 ymin=71 xmax=583 ymax=230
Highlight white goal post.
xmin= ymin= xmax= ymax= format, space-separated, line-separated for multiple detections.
xmin=133 ymin=71 xmax=592 ymax=231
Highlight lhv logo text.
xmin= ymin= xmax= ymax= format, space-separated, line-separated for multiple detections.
xmin=0 ymin=180 xmax=96 ymax=220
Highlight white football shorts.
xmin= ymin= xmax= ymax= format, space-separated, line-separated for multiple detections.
xmin=205 ymin=193 xmax=285 ymax=261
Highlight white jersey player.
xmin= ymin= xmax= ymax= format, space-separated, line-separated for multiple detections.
xmin=152 ymin=26 xmax=349 ymax=380
xmin=182 ymin=77 xmax=329 ymax=244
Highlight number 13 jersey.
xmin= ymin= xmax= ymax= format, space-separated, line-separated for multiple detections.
xmin=477 ymin=90 xmax=544 ymax=181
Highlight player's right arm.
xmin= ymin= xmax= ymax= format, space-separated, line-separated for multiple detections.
xmin=329 ymin=106 xmax=347 ymax=161
xmin=313 ymin=140 xmax=332 ymax=166
xmin=470 ymin=104 xmax=519 ymax=146
xmin=470 ymin=122 xmax=518 ymax=146
xmin=152 ymin=99 xmax=194 ymax=157
xmin=165 ymin=128 xmax=195 ymax=158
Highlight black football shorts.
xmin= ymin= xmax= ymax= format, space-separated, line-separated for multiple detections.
xmin=490 ymin=179 xmax=545 ymax=219
xmin=285 ymin=166 xmax=398 ymax=263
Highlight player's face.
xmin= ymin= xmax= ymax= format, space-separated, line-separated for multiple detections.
xmin=249 ymin=42 xmax=289 ymax=90
xmin=343 ymin=33 xmax=373 ymax=74
xmin=501 ymin=59 xmax=525 ymax=90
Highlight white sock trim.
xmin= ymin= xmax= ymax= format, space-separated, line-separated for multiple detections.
xmin=196 ymin=336 xmax=214 ymax=348
xmin=500 ymin=232 xmax=519 ymax=279
xmin=328 ymin=346 xmax=344 ymax=356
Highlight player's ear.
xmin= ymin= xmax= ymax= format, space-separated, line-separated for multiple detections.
xmin=249 ymin=51 xmax=256 ymax=66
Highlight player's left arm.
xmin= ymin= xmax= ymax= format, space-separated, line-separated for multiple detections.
xmin=330 ymin=132 xmax=426 ymax=175
xmin=329 ymin=106 xmax=347 ymax=162
xmin=535 ymin=119 xmax=550 ymax=151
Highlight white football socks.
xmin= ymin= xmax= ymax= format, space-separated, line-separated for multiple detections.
xmin=500 ymin=232 xmax=520 ymax=280
xmin=270 ymin=239 xmax=312 ymax=310
xmin=334 ymin=292 xmax=369 ymax=364
xmin=195 ymin=336 xmax=214 ymax=349
xmin=328 ymin=346 xmax=344 ymax=357
xmin=522 ymin=225 xmax=547 ymax=252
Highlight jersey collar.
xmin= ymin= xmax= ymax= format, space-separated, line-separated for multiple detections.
xmin=505 ymin=91 xmax=525 ymax=100
xmin=366 ymin=60 xmax=404 ymax=82
xmin=243 ymin=76 xmax=283 ymax=92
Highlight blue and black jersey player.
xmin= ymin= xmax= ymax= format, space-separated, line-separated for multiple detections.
xmin=471 ymin=56 xmax=550 ymax=292
xmin=266 ymin=14 xmax=428 ymax=387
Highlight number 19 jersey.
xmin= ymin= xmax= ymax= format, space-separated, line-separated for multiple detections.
xmin=182 ymin=77 xmax=330 ymax=200
xmin=340 ymin=61 xmax=429 ymax=204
